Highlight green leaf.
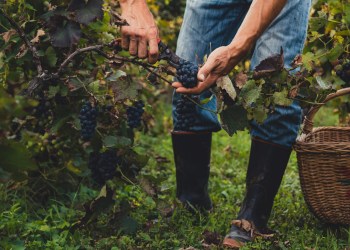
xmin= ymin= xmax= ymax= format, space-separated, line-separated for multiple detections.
xmin=48 ymin=86 xmax=60 ymax=98
xmin=220 ymin=104 xmax=249 ymax=136
xmin=102 ymin=136 xmax=132 ymax=148
xmin=68 ymin=0 xmax=103 ymax=25
xmin=309 ymin=16 xmax=327 ymax=31
xmin=118 ymin=216 xmax=139 ymax=235
xmin=110 ymin=78 xmax=142 ymax=101
xmin=106 ymin=70 xmax=127 ymax=81
xmin=314 ymin=76 xmax=332 ymax=91
xmin=251 ymin=105 xmax=268 ymax=124
xmin=50 ymin=20 xmax=82 ymax=48
xmin=45 ymin=47 xmax=57 ymax=67
xmin=272 ymin=89 xmax=293 ymax=106
xmin=0 ymin=141 xmax=37 ymax=172
xmin=302 ymin=52 xmax=315 ymax=72
xmin=239 ymin=80 xmax=261 ymax=107
xmin=327 ymin=44 xmax=343 ymax=62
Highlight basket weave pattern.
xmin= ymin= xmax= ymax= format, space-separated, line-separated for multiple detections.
xmin=294 ymin=127 xmax=350 ymax=224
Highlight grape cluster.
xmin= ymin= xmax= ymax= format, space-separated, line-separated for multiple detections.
xmin=336 ymin=62 xmax=350 ymax=84
xmin=79 ymin=101 xmax=98 ymax=141
xmin=88 ymin=150 xmax=121 ymax=185
xmin=176 ymin=59 xmax=199 ymax=88
xmin=174 ymin=95 xmax=197 ymax=131
xmin=126 ymin=101 xmax=144 ymax=128
xmin=32 ymin=98 xmax=53 ymax=133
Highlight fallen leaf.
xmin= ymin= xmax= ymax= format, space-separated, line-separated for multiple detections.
xmin=15 ymin=44 xmax=28 ymax=59
xmin=31 ymin=29 xmax=46 ymax=43
xmin=1 ymin=29 xmax=17 ymax=43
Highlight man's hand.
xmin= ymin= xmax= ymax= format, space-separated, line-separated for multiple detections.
xmin=172 ymin=44 xmax=247 ymax=95
xmin=120 ymin=0 xmax=159 ymax=63
xmin=172 ymin=0 xmax=287 ymax=95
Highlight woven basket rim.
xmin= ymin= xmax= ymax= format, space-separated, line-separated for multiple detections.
xmin=296 ymin=126 xmax=350 ymax=143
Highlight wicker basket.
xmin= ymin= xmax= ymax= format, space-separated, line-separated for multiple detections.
xmin=294 ymin=87 xmax=350 ymax=225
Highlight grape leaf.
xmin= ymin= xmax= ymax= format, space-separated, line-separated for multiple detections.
xmin=251 ymin=105 xmax=268 ymax=124
xmin=327 ymin=44 xmax=343 ymax=62
xmin=0 ymin=142 xmax=37 ymax=172
xmin=102 ymin=135 xmax=132 ymax=148
xmin=309 ymin=16 xmax=327 ymax=31
xmin=220 ymin=104 xmax=249 ymax=136
xmin=253 ymin=47 xmax=284 ymax=78
xmin=216 ymin=76 xmax=237 ymax=101
xmin=315 ymin=76 xmax=332 ymax=91
xmin=272 ymin=89 xmax=293 ymax=106
xmin=239 ymin=80 xmax=261 ymax=108
xmin=45 ymin=47 xmax=57 ymax=67
xmin=234 ymin=71 xmax=248 ymax=89
xmin=301 ymin=52 xmax=314 ymax=72
xmin=110 ymin=78 xmax=142 ymax=101
xmin=68 ymin=0 xmax=103 ymax=25
xmin=50 ymin=20 xmax=82 ymax=48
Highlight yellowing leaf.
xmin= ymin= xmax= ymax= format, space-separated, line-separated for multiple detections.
xmin=30 ymin=29 xmax=45 ymax=43
xmin=216 ymin=76 xmax=237 ymax=101
xmin=1 ymin=29 xmax=17 ymax=43
xmin=66 ymin=160 xmax=82 ymax=174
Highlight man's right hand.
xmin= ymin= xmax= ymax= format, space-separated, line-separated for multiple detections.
xmin=119 ymin=0 xmax=159 ymax=64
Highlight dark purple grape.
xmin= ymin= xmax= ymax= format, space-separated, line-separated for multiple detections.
xmin=79 ymin=101 xmax=98 ymax=141
xmin=126 ymin=100 xmax=145 ymax=128
xmin=174 ymin=95 xmax=197 ymax=131
xmin=88 ymin=150 xmax=121 ymax=185
xmin=176 ymin=59 xmax=199 ymax=88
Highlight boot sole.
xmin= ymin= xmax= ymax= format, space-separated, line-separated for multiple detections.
xmin=222 ymin=237 xmax=245 ymax=249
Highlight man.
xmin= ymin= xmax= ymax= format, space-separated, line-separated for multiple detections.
xmin=120 ymin=0 xmax=311 ymax=248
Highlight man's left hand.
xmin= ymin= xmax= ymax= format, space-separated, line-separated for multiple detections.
xmin=172 ymin=45 xmax=243 ymax=94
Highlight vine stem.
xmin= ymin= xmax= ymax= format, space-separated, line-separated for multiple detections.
xmin=57 ymin=45 xmax=106 ymax=74
xmin=0 ymin=9 xmax=43 ymax=74
xmin=184 ymin=95 xmax=218 ymax=114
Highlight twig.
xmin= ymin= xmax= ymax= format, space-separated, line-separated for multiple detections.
xmin=57 ymin=44 xmax=106 ymax=74
xmin=184 ymin=95 xmax=218 ymax=114
xmin=0 ymin=9 xmax=43 ymax=74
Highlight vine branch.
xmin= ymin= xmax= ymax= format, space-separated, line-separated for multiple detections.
xmin=0 ymin=9 xmax=43 ymax=74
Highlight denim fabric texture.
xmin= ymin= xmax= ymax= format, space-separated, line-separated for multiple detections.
xmin=173 ymin=0 xmax=312 ymax=147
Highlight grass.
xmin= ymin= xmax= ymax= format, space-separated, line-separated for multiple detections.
xmin=0 ymin=103 xmax=349 ymax=249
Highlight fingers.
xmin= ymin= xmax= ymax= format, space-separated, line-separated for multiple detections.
xmin=138 ymin=39 xmax=148 ymax=59
xmin=173 ymin=74 xmax=219 ymax=95
xmin=197 ymin=59 xmax=216 ymax=82
xmin=148 ymin=37 xmax=159 ymax=64
xmin=129 ymin=36 xmax=138 ymax=56
xmin=121 ymin=27 xmax=130 ymax=50
xmin=120 ymin=25 xmax=159 ymax=62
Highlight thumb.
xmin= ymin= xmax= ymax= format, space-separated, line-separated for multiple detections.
xmin=197 ymin=59 xmax=215 ymax=82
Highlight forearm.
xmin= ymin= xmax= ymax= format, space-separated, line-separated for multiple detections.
xmin=229 ymin=0 xmax=287 ymax=53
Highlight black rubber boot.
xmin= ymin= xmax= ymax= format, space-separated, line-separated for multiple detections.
xmin=223 ymin=137 xmax=292 ymax=248
xmin=171 ymin=132 xmax=212 ymax=211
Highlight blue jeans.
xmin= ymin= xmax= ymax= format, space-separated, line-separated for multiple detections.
xmin=173 ymin=0 xmax=312 ymax=147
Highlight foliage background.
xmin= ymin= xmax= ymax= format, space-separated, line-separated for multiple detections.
xmin=0 ymin=0 xmax=349 ymax=249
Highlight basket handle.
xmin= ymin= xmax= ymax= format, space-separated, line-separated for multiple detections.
xmin=302 ymin=87 xmax=350 ymax=134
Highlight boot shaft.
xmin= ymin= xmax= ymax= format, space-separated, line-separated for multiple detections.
xmin=238 ymin=138 xmax=292 ymax=230
xmin=171 ymin=132 xmax=212 ymax=211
